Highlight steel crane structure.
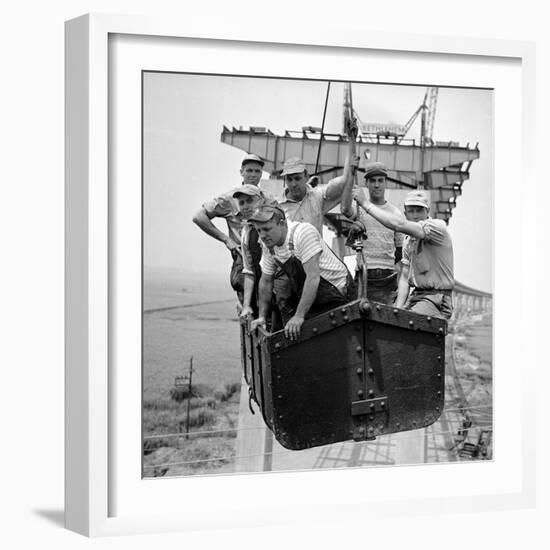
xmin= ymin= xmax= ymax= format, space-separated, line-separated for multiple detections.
xmin=220 ymin=83 xmax=479 ymax=223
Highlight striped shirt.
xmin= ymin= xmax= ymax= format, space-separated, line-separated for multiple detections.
xmin=260 ymin=222 xmax=348 ymax=291
xmin=402 ymin=218 xmax=454 ymax=290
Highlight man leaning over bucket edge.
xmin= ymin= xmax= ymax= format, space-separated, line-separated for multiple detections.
xmin=249 ymin=205 xmax=356 ymax=340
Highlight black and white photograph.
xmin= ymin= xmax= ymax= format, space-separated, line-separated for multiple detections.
xmin=4 ymin=0 xmax=547 ymax=545
xmin=142 ymin=73 xmax=493 ymax=478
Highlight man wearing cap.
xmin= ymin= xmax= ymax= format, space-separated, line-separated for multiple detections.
xmin=278 ymin=150 xmax=353 ymax=235
xmin=352 ymin=188 xmax=454 ymax=319
xmin=341 ymin=160 xmax=404 ymax=304
xmin=249 ymin=205 xmax=356 ymax=340
xmin=192 ymin=154 xmax=267 ymax=305
xmin=233 ymin=185 xmax=278 ymax=318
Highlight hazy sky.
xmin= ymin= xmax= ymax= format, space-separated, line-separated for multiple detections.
xmin=143 ymin=73 xmax=493 ymax=292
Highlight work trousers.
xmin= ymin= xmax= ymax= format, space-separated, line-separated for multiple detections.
xmin=273 ymin=256 xmax=357 ymax=326
xmin=406 ymin=289 xmax=453 ymax=320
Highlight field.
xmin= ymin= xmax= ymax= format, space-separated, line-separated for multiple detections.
xmin=143 ymin=269 xmax=243 ymax=477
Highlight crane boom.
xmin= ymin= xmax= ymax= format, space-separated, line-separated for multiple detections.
xmin=424 ymin=87 xmax=439 ymax=144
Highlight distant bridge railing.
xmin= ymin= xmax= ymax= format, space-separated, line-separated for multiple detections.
xmin=452 ymin=281 xmax=492 ymax=319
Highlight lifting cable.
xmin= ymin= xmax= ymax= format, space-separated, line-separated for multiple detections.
xmin=314 ymin=81 xmax=332 ymax=176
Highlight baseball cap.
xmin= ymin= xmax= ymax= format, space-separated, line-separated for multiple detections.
xmin=248 ymin=204 xmax=286 ymax=223
xmin=364 ymin=161 xmax=388 ymax=179
xmin=232 ymin=184 xmax=263 ymax=198
xmin=241 ymin=153 xmax=265 ymax=167
xmin=404 ymin=190 xmax=430 ymax=209
xmin=281 ymin=157 xmax=307 ymax=176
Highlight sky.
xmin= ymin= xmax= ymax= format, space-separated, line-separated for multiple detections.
xmin=143 ymin=73 xmax=493 ymax=293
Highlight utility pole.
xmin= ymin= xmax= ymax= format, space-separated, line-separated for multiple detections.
xmin=174 ymin=356 xmax=195 ymax=440
xmin=185 ymin=356 xmax=194 ymax=439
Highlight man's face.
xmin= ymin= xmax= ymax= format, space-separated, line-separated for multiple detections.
xmin=240 ymin=162 xmax=263 ymax=186
xmin=366 ymin=175 xmax=386 ymax=201
xmin=285 ymin=171 xmax=308 ymax=201
xmin=236 ymin=195 xmax=263 ymax=219
xmin=404 ymin=205 xmax=429 ymax=223
xmin=253 ymin=218 xmax=286 ymax=248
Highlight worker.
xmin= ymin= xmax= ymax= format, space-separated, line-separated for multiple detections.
xmin=249 ymin=205 xmax=356 ymax=340
xmin=264 ymin=135 xmax=356 ymax=328
xmin=352 ymin=188 xmax=454 ymax=319
xmin=277 ymin=146 xmax=353 ymax=234
xmin=341 ymin=160 xmax=404 ymax=304
xmin=192 ymin=154 xmax=267 ymax=306
xmin=232 ymin=185 xmax=278 ymax=318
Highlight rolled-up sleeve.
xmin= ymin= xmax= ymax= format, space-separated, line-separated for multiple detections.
xmin=419 ymin=219 xmax=447 ymax=245
xmin=202 ymin=195 xmax=234 ymax=218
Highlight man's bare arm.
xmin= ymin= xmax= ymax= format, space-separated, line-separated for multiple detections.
xmin=192 ymin=207 xmax=239 ymax=251
xmin=340 ymin=132 xmax=359 ymax=218
xmin=284 ymin=253 xmax=321 ymax=340
xmin=325 ymin=133 xmax=357 ymax=203
xmin=394 ymin=263 xmax=411 ymax=308
xmin=352 ymin=189 xmax=426 ymax=239
xmin=250 ymin=273 xmax=274 ymax=330
xmin=240 ymin=274 xmax=255 ymax=318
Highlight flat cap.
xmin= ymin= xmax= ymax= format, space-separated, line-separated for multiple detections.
xmin=232 ymin=184 xmax=263 ymax=198
xmin=404 ymin=190 xmax=430 ymax=209
xmin=281 ymin=157 xmax=307 ymax=176
xmin=241 ymin=154 xmax=265 ymax=167
xmin=364 ymin=161 xmax=388 ymax=179
xmin=248 ymin=204 xmax=286 ymax=223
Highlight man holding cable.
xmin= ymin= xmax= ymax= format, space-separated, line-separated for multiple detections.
xmin=340 ymin=160 xmax=404 ymax=305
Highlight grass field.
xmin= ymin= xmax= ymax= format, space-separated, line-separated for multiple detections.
xmin=143 ymin=269 xmax=243 ymax=477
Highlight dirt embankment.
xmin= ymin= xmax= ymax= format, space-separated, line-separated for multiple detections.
xmin=449 ymin=313 xmax=493 ymax=433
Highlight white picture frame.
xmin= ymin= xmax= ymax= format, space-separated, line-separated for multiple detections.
xmin=65 ymin=13 xmax=537 ymax=537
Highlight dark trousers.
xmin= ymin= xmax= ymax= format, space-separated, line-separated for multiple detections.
xmin=273 ymin=256 xmax=356 ymax=326
xmin=229 ymin=250 xmax=245 ymax=304
xmin=365 ymin=269 xmax=398 ymax=305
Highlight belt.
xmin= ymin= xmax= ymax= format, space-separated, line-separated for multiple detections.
xmin=367 ymin=268 xmax=394 ymax=279
xmin=412 ymin=288 xmax=453 ymax=295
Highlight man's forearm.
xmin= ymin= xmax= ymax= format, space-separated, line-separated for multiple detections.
xmin=295 ymin=274 xmax=320 ymax=318
xmin=356 ymin=198 xmax=404 ymax=232
xmin=327 ymin=137 xmax=355 ymax=203
xmin=242 ymin=274 xmax=255 ymax=309
xmin=257 ymin=276 xmax=273 ymax=319
xmin=192 ymin=209 xmax=233 ymax=245
xmin=395 ymin=274 xmax=410 ymax=308
xmin=340 ymin=153 xmax=355 ymax=218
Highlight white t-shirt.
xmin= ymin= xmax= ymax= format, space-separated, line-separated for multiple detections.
xmin=260 ymin=221 xmax=348 ymax=292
